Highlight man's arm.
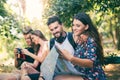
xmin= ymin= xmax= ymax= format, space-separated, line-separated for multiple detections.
xmin=14 ymin=48 xmax=19 ymax=68
xmin=14 ymin=48 xmax=24 ymax=68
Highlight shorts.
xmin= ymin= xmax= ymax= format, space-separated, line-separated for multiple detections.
xmin=28 ymin=73 xmax=40 ymax=80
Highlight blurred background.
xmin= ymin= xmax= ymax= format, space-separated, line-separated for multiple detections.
xmin=0 ymin=0 xmax=120 ymax=79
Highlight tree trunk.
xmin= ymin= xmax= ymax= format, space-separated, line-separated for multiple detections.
xmin=109 ymin=17 xmax=116 ymax=48
xmin=116 ymin=27 xmax=120 ymax=50
xmin=115 ymin=14 xmax=120 ymax=50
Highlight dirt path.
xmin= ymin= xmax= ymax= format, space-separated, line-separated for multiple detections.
xmin=104 ymin=64 xmax=120 ymax=80
xmin=0 ymin=64 xmax=120 ymax=80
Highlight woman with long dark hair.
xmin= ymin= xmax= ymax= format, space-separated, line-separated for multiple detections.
xmin=54 ymin=12 xmax=106 ymax=80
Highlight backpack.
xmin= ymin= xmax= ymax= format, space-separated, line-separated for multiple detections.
xmin=50 ymin=32 xmax=77 ymax=50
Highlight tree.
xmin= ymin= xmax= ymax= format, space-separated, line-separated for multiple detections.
xmin=0 ymin=0 xmax=8 ymax=17
xmin=0 ymin=0 xmax=23 ymax=55
xmin=44 ymin=0 xmax=120 ymax=50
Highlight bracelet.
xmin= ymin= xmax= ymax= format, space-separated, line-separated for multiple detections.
xmin=39 ymin=76 xmax=45 ymax=80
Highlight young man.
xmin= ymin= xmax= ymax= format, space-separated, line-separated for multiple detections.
xmin=40 ymin=16 xmax=77 ymax=80
xmin=0 ymin=27 xmax=41 ymax=80
xmin=47 ymin=16 xmax=76 ymax=51
xmin=14 ymin=26 xmax=35 ymax=69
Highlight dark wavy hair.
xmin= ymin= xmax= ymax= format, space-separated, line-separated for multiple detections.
xmin=22 ymin=26 xmax=33 ymax=35
xmin=73 ymin=12 xmax=104 ymax=64
xmin=47 ymin=16 xmax=62 ymax=26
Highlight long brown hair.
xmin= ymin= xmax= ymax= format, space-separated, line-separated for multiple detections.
xmin=73 ymin=12 xmax=104 ymax=65
xmin=31 ymin=30 xmax=47 ymax=41
xmin=31 ymin=30 xmax=47 ymax=54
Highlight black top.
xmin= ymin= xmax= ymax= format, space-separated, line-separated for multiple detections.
xmin=17 ymin=47 xmax=40 ymax=71
xmin=25 ymin=47 xmax=34 ymax=63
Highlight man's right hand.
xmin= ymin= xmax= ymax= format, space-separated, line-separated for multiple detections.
xmin=14 ymin=48 xmax=20 ymax=58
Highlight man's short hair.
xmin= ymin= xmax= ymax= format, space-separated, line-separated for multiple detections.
xmin=22 ymin=26 xmax=33 ymax=35
xmin=47 ymin=16 xmax=62 ymax=26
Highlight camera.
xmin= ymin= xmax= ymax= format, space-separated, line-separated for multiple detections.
xmin=16 ymin=48 xmax=22 ymax=54
xmin=15 ymin=48 xmax=25 ymax=59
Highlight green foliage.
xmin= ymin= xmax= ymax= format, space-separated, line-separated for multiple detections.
xmin=45 ymin=0 xmax=92 ymax=27
xmin=44 ymin=0 xmax=120 ymax=50
xmin=0 ymin=16 xmax=22 ymax=39
xmin=0 ymin=0 xmax=23 ymax=40
xmin=0 ymin=15 xmax=24 ymax=55
xmin=0 ymin=0 xmax=8 ymax=17
xmin=0 ymin=0 xmax=25 ymax=56
xmin=44 ymin=0 xmax=120 ymax=27
xmin=92 ymin=0 xmax=120 ymax=13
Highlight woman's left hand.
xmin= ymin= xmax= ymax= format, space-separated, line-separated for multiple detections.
xmin=55 ymin=45 xmax=73 ymax=61
xmin=22 ymin=49 xmax=29 ymax=55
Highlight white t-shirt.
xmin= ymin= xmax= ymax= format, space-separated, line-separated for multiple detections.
xmin=54 ymin=36 xmax=81 ymax=75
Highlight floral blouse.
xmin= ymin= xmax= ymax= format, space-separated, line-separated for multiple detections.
xmin=74 ymin=37 xmax=107 ymax=80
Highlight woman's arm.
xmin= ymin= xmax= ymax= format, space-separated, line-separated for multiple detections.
xmin=22 ymin=49 xmax=45 ymax=63
xmin=22 ymin=44 xmax=49 ymax=63
xmin=55 ymin=45 xmax=93 ymax=68
xmin=33 ymin=60 xmax=39 ymax=68
xmin=70 ymin=56 xmax=93 ymax=68
xmin=62 ymin=49 xmax=93 ymax=68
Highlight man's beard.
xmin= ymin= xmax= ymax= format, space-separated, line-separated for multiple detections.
xmin=55 ymin=32 xmax=66 ymax=43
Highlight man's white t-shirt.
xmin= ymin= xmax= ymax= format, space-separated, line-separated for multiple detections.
xmin=54 ymin=36 xmax=81 ymax=75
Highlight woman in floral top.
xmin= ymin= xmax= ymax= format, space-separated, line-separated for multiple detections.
xmin=54 ymin=12 xmax=106 ymax=80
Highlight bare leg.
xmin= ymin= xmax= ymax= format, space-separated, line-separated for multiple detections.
xmin=20 ymin=69 xmax=31 ymax=80
xmin=54 ymin=74 xmax=84 ymax=80
xmin=21 ymin=62 xmax=39 ymax=74
xmin=0 ymin=73 xmax=21 ymax=80
xmin=20 ymin=63 xmax=39 ymax=80
xmin=21 ymin=76 xmax=31 ymax=80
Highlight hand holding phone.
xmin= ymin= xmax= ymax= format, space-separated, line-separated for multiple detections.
xmin=55 ymin=45 xmax=62 ymax=53
xmin=55 ymin=44 xmax=73 ymax=61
